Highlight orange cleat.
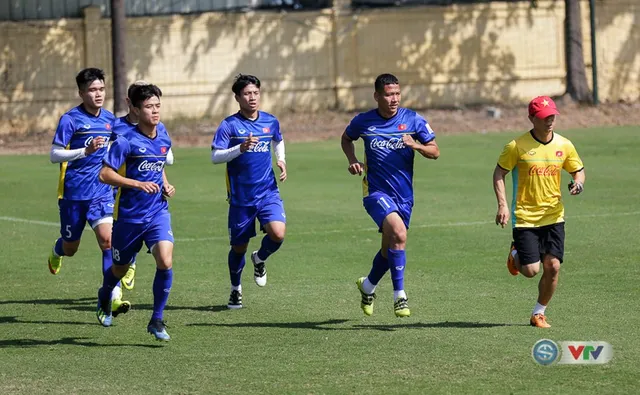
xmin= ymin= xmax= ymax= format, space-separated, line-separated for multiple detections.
xmin=530 ymin=314 xmax=551 ymax=328
xmin=507 ymin=242 xmax=519 ymax=276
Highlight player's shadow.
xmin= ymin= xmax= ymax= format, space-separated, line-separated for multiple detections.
xmin=187 ymin=318 xmax=351 ymax=331
xmin=353 ymin=321 xmax=528 ymax=332
xmin=0 ymin=316 xmax=94 ymax=326
xmin=0 ymin=337 xmax=163 ymax=349
xmin=0 ymin=297 xmax=94 ymax=306
xmin=60 ymin=304 xmax=229 ymax=313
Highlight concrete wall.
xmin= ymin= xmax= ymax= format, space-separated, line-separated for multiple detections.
xmin=0 ymin=0 xmax=637 ymax=134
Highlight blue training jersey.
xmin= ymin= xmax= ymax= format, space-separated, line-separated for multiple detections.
xmin=345 ymin=107 xmax=436 ymax=204
xmin=52 ymin=105 xmax=115 ymax=200
xmin=103 ymin=125 xmax=172 ymax=223
xmin=211 ymin=111 xmax=283 ymax=207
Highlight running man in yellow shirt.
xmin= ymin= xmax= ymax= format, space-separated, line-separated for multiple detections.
xmin=493 ymin=96 xmax=585 ymax=328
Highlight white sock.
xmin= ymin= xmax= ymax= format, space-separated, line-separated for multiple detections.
xmin=362 ymin=278 xmax=376 ymax=294
xmin=111 ymin=285 xmax=122 ymax=302
xmin=253 ymin=251 xmax=264 ymax=264
xmin=231 ymin=284 xmax=242 ymax=292
xmin=394 ymin=290 xmax=407 ymax=301
xmin=533 ymin=302 xmax=547 ymax=316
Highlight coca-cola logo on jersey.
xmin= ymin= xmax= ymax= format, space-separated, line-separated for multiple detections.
xmin=84 ymin=136 xmax=109 ymax=148
xmin=138 ymin=160 xmax=165 ymax=172
xmin=370 ymin=137 xmax=405 ymax=150
xmin=248 ymin=141 xmax=270 ymax=152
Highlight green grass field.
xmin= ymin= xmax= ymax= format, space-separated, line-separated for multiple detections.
xmin=0 ymin=126 xmax=638 ymax=394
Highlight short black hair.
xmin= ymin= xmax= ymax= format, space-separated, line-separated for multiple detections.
xmin=129 ymin=84 xmax=163 ymax=108
xmin=232 ymin=74 xmax=261 ymax=95
xmin=76 ymin=68 xmax=105 ymax=91
xmin=127 ymin=80 xmax=150 ymax=100
xmin=374 ymin=73 xmax=399 ymax=93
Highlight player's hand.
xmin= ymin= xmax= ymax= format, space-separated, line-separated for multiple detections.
xmin=276 ymin=160 xmax=287 ymax=182
xmin=240 ymin=133 xmax=259 ymax=153
xmin=85 ymin=137 xmax=106 ymax=155
xmin=402 ymin=134 xmax=419 ymax=149
xmin=136 ymin=181 xmax=161 ymax=194
xmin=568 ymin=180 xmax=584 ymax=195
xmin=348 ymin=161 xmax=364 ymax=176
xmin=495 ymin=205 xmax=510 ymax=228
xmin=162 ymin=183 xmax=176 ymax=198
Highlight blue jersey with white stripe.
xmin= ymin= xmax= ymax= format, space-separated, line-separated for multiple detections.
xmin=345 ymin=107 xmax=436 ymax=204
xmin=211 ymin=111 xmax=283 ymax=207
xmin=104 ymin=125 xmax=172 ymax=223
xmin=52 ymin=105 xmax=115 ymax=200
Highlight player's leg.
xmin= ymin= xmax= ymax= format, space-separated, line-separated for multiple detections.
xmin=226 ymin=205 xmax=257 ymax=308
xmin=356 ymin=193 xmax=399 ymax=316
xmin=253 ymin=195 xmax=287 ymax=287
xmin=381 ymin=212 xmax=410 ymax=318
xmin=145 ymin=213 xmax=174 ymax=341
xmin=96 ymin=221 xmax=139 ymax=327
xmin=48 ymin=199 xmax=86 ymax=274
xmin=532 ymin=223 xmax=564 ymax=328
xmin=512 ymin=227 xmax=541 ymax=278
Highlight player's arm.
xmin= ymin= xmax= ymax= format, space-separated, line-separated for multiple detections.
xmin=493 ymin=165 xmax=511 ymax=228
xmin=403 ymin=136 xmax=440 ymax=159
xmin=568 ymin=168 xmax=585 ymax=195
xmin=405 ymin=115 xmax=439 ymax=159
xmin=99 ymin=139 xmax=160 ymax=194
xmin=564 ymin=143 xmax=585 ymax=195
xmin=162 ymin=169 xmax=176 ymax=198
xmin=273 ymin=139 xmax=287 ymax=182
xmin=49 ymin=115 xmax=104 ymax=163
xmin=210 ymin=121 xmax=258 ymax=164
xmin=166 ymin=148 xmax=175 ymax=165
xmin=341 ymin=131 xmax=364 ymax=175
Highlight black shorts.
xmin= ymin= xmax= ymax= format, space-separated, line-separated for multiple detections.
xmin=512 ymin=222 xmax=565 ymax=265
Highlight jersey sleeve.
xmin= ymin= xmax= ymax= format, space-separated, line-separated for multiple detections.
xmin=212 ymin=121 xmax=232 ymax=150
xmin=272 ymin=119 xmax=283 ymax=142
xmin=497 ymin=140 xmax=518 ymax=171
xmin=413 ymin=113 xmax=436 ymax=144
xmin=52 ymin=114 xmax=75 ymax=147
xmin=563 ymin=141 xmax=584 ymax=173
xmin=345 ymin=118 xmax=361 ymax=141
xmin=103 ymin=137 xmax=130 ymax=171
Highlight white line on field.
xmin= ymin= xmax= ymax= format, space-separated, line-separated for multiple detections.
xmin=2 ymin=211 xmax=639 ymax=243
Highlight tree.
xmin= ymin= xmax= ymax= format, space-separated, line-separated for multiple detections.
xmin=111 ymin=0 xmax=127 ymax=115
xmin=564 ymin=0 xmax=591 ymax=102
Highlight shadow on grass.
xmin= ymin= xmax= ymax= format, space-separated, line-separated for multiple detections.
xmin=0 ymin=337 xmax=163 ymax=348
xmin=0 ymin=297 xmax=94 ymax=306
xmin=187 ymin=318 xmax=351 ymax=331
xmin=0 ymin=316 xmax=92 ymax=326
xmin=187 ymin=319 xmax=526 ymax=331
xmin=60 ymin=304 xmax=230 ymax=313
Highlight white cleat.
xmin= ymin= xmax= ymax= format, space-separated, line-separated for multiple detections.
xmin=251 ymin=251 xmax=267 ymax=287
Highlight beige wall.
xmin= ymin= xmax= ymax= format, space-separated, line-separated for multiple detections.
xmin=0 ymin=0 xmax=637 ymax=134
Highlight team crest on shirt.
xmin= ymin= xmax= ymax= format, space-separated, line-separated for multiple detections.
xmin=398 ymin=124 xmax=407 ymax=131
xmin=161 ymin=147 xmax=167 ymax=154
xmin=105 ymin=124 xmax=111 ymax=130
xmin=556 ymin=151 xmax=563 ymax=157
xmin=262 ymin=127 xmax=271 ymax=133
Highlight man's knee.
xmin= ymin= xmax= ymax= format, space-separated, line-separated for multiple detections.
xmin=543 ymin=255 xmax=561 ymax=276
xmin=232 ymin=244 xmax=248 ymax=254
xmin=520 ymin=261 xmax=540 ymax=278
xmin=268 ymin=225 xmax=286 ymax=243
xmin=98 ymin=238 xmax=111 ymax=251
xmin=62 ymin=241 xmax=80 ymax=256
xmin=111 ymin=263 xmax=130 ymax=278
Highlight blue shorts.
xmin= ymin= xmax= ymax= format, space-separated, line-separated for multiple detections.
xmin=111 ymin=211 xmax=174 ymax=265
xmin=228 ymin=193 xmax=286 ymax=245
xmin=58 ymin=194 xmax=114 ymax=242
xmin=363 ymin=192 xmax=412 ymax=232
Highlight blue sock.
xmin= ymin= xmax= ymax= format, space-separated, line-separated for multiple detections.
xmin=387 ymin=249 xmax=406 ymax=291
xmin=367 ymin=250 xmax=388 ymax=285
xmin=102 ymin=249 xmax=112 ymax=275
xmin=100 ymin=268 xmax=121 ymax=303
xmin=54 ymin=238 xmax=65 ymax=257
xmin=257 ymin=235 xmax=283 ymax=261
xmin=228 ymin=249 xmax=246 ymax=287
xmin=152 ymin=268 xmax=173 ymax=321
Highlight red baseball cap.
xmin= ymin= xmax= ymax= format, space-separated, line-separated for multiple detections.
xmin=528 ymin=96 xmax=560 ymax=119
